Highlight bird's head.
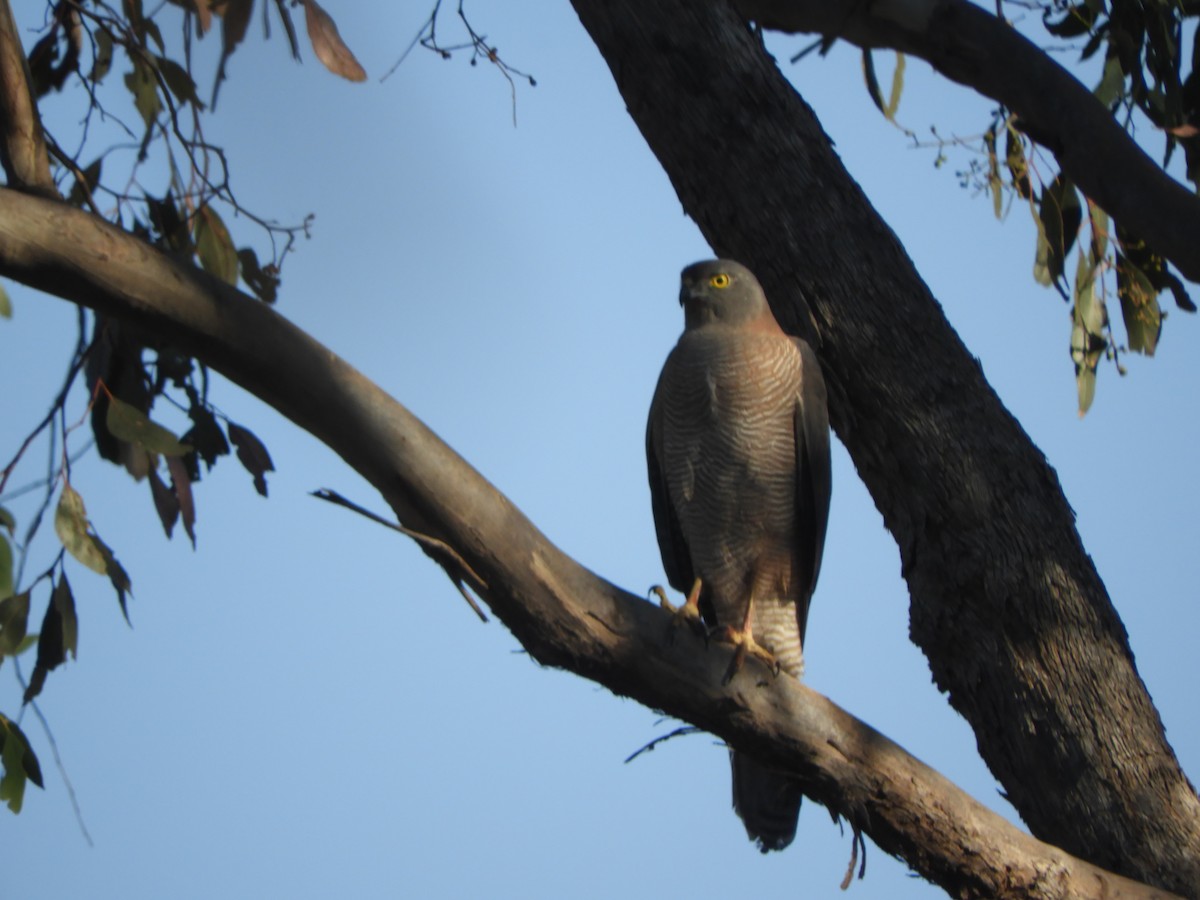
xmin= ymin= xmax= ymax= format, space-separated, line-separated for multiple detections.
xmin=678 ymin=259 xmax=774 ymax=330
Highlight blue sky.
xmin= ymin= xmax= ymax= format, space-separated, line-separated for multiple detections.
xmin=3 ymin=4 xmax=1197 ymax=898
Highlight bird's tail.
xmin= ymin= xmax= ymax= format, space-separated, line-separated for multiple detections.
xmin=730 ymin=750 xmax=803 ymax=853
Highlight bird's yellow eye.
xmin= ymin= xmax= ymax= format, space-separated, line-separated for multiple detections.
xmin=709 ymin=273 xmax=731 ymax=289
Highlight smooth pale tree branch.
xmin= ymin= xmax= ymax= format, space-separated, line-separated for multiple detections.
xmin=729 ymin=0 xmax=1200 ymax=283
xmin=0 ymin=0 xmax=55 ymax=194
xmin=0 ymin=188 xmax=1178 ymax=900
xmin=570 ymin=0 xmax=1200 ymax=893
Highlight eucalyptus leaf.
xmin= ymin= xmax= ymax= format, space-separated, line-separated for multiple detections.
xmin=194 ymin=206 xmax=239 ymax=285
xmin=0 ymin=714 xmax=43 ymax=813
xmin=123 ymin=56 xmax=161 ymax=130
xmin=1116 ymin=255 xmax=1162 ymax=355
xmin=105 ymin=394 xmax=191 ymax=457
xmin=0 ymin=592 xmax=30 ymax=657
xmin=1038 ymin=175 xmax=1082 ymax=291
xmin=54 ymin=485 xmax=107 ymax=575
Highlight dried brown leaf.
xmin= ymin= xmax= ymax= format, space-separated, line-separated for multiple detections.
xmin=304 ymin=0 xmax=366 ymax=82
xmin=167 ymin=455 xmax=197 ymax=547
xmin=148 ymin=466 xmax=180 ymax=539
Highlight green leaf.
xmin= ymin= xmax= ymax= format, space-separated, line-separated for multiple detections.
xmin=984 ymin=128 xmax=1003 ymax=220
xmin=54 ymin=484 xmax=108 ymax=576
xmin=24 ymin=576 xmax=79 ymax=705
xmin=883 ymin=52 xmax=905 ymax=122
xmin=1070 ymin=249 xmax=1108 ymax=417
xmin=0 ymin=283 xmax=10 ymax=319
xmin=142 ymin=18 xmax=166 ymax=55
xmin=0 ymin=508 xmax=13 ymax=534
xmin=1005 ymin=127 xmax=1031 ymax=199
xmin=13 ymin=634 xmax=36 ymax=657
xmin=1094 ymin=53 xmax=1125 ymax=107
xmin=124 ymin=57 xmax=162 ymax=130
xmin=1037 ymin=174 xmax=1082 ymax=291
xmin=95 ymin=535 xmax=132 ymax=624
xmin=155 ymin=55 xmax=204 ymax=109
xmin=212 ymin=0 xmax=254 ymax=108
xmin=105 ymin=394 xmax=191 ymax=457
xmin=1116 ymin=254 xmax=1162 ymax=355
xmin=194 ymin=206 xmax=239 ymax=285
xmin=1073 ymin=360 xmax=1096 ymax=417
xmin=0 ymin=592 xmax=30 ymax=657
xmin=0 ymin=714 xmax=43 ymax=813
xmin=1087 ymin=201 xmax=1109 ymax=262
xmin=91 ymin=26 xmax=114 ymax=83
xmin=57 ymin=578 xmax=78 ymax=662
xmin=1033 ymin=217 xmax=1052 ymax=287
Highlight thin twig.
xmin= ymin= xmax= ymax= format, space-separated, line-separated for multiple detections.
xmin=13 ymin=661 xmax=94 ymax=847
xmin=623 ymin=726 xmax=700 ymax=764
xmin=840 ymin=823 xmax=868 ymax=889
xmin=310 ymin=488 xmax=489 ymax=622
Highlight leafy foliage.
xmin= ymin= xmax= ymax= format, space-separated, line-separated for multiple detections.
xmin=860 ymin=1 xmax=1198 ymax=413
xmin=3 ymin=0 xmax=365 ymax=806
xmin=26 ymin=0 xmax=372 ymax=302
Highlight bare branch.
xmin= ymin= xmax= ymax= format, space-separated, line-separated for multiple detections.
xmin=0 ymin=185 xmax=1179 ymax=900
xmin=0 ymin=0 xmax=55 ymax=193
xmin=310 ymin=487 xmax=489 ymax=623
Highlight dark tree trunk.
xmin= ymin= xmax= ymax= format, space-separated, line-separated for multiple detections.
xmin=569 ymin=0 xmax=1200 ymax=893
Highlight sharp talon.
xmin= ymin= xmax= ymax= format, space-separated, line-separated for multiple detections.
xmin=712 ymin=624 xmax=780 ymax=683
xmin=652 ymin=579 xmax=705 ymax=643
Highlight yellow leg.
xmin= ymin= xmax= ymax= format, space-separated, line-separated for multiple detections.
xmin=712 ymin=594 xmax=780 ymax=684
xmin=651 ymin=577 xmax=705 ymax=639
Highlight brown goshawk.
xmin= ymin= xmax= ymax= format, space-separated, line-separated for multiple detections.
xmin=647 ymin=259 xmax=831 ymax=852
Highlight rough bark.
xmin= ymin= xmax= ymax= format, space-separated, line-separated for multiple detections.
xmin=568 ymin=0 xmax=1200 ymax=894
xmin=0 ymin=0 xmax=54 ymax=194
xmin=0 ymin=186 xmax=1180 ymax=900
xmin=731 ymin=0 xmax=1200 ymax=283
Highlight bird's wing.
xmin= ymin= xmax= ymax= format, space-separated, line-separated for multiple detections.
xmin=646 ymin=364 xmax=695 ymax=597
xmin=792 ymin=337 xmax=832 ymax=646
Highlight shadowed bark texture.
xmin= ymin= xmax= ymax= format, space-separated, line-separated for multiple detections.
xmin=0 ymin=1 xmax=53 ymax=193
xmin=568 ymin=0 xmax=1200 ymax=894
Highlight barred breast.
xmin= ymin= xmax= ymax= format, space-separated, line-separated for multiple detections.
xmin=657 ymin=326 xmax=806 ymax=677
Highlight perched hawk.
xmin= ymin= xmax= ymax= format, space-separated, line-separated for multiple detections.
xmin=646 ymin=259 xmax=831 ymax=852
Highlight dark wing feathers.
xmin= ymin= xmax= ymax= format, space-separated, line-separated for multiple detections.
xmin=646 ymin=377 xmax=694 ymax=596
xmin=792 ymin=338 xmax=832 ymax=647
